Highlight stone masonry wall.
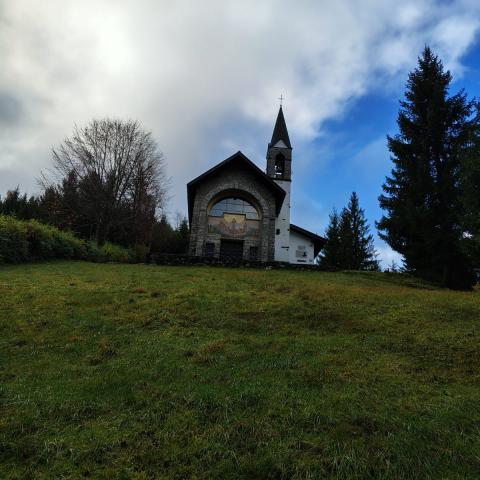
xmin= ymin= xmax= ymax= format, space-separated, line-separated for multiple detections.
xmin=189 ymin=162 xmax=278 ymax=262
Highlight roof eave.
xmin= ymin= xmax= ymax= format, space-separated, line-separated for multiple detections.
xmin=187 ymin=151 xmax=286 ymax=224
xmin=290 ymin=223 xmax=326 ymax=257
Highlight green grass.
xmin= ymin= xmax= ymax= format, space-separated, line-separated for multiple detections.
xmin=1 ymin=262 xmax=479 ymax=479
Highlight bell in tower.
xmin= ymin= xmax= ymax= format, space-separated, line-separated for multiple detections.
xmin=266 ymin=105 xmax=292 ymax=182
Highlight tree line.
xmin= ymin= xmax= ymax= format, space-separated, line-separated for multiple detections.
xmin=0 ymin=187 xmax=189 ymax=255
xmin=0 ymin=119 xmax=189 ymax=255
xmin=2 ymin=47 xmax=480 ymax=289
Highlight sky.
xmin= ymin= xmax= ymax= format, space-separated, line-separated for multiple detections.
xmin=1 ymin=0 xmax=480 ymax=267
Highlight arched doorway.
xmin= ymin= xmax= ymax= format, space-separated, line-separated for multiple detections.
xmin=207 ymin=195 xmax=261 ymax=260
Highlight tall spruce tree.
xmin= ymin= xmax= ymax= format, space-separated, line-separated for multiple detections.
xmin=177 ymin=217 xmax=190 ymax=253
xmin=321 ymin=193 xmax=378 ymax=271
xmin=460 ymin=105 xmax=480 ymax=269
xmin=319 ymin=208 xmax=341 ymax=268
xmin=377 ymin=47 xmax=477 ymax=289
xmin=340 ymin=192 xmax=379 ymax=271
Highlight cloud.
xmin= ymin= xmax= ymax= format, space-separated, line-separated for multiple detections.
xmin=0 ymin=91 xmax=23 ymax=126
xmin=376 ymin=243 xmax=404 ymax=270
xmin=351 ymin=137 xmax=390 ymax=177
xmin=1 ymin=0 xmax=479 ymax=214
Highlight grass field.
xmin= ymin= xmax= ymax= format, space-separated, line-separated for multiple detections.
xmin=1 ymin=262 xmax=479 ymax=479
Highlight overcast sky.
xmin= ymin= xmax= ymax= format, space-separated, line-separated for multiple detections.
xmin=2 ymin=0 xmax=480 ymax=266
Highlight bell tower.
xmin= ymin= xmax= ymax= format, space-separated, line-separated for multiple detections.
xmin=266 ymin=105 xmax=292 ymax=180
xmin=266 ymin=105 xmax=292 ymax=262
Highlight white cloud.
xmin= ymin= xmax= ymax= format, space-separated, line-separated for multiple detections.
xmin=351 ymin=137 xmax=390 ymax=176
xmin=1 ymin=0 xmax=479 ymax=216
xmin=376 ymin=243 xmax=405 ymax=270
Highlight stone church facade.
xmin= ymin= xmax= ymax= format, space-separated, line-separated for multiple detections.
xmin=187 ymin=107 xmax=324 ymax=263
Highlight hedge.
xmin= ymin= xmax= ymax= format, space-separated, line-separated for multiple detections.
xmin=0 ymin=215 xmax=146 ymax=265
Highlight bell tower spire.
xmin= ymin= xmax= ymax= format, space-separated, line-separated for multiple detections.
xmin=266 ymin=105 xmax=292 ymax=181
xmin=266 ymin=105 xmax=292 ymax=262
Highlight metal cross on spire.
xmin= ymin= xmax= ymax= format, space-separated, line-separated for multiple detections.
xmin=278 ymin=94 xmax=284 ymax=107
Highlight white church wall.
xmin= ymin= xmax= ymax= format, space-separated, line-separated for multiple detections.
xmin=289 ymin=229 xmax=315 ymax=264
xmin=274 ymin=180 xmax=291 ymax=262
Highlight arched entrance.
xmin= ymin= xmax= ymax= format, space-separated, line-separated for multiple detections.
xmin=206 ymin=194 xmax=262 ymax=260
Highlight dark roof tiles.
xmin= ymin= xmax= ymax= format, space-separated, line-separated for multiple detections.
xmin=269 ymin=106 xmax=291 ymax=149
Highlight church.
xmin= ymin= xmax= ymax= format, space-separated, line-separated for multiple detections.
xmin=187 ymin=106 xmax=325 ymax=264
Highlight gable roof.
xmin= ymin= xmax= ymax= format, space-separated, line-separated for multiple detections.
xmin=269 ymin=106 xmax=291 ymax=149
xmin=290 ymin=224 xmax=326 ymax=257
xmin=187 ymin=151 xmax=286 ymax=224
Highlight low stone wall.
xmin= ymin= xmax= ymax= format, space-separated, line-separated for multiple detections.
xmin=148 ymin=253 xmax=324 ymax=271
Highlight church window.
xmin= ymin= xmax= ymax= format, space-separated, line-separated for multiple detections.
xmin=274 ymin=153 xmax=285 ymax=177
xmin=205 ymin=242 xmax=215 ymax=257
xmin=249 ymin=246 xmax=259 ymax=261
xmin=296 ymin=245 xmax=307 ymax=258
xmin=209 ymin=197 xmax=259 ymax=220
xmin=276 ymin=228 xmax=280 ymax=235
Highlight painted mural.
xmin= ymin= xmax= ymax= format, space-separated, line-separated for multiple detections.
xmin=208 ymin=213 xmax=260 ymax=238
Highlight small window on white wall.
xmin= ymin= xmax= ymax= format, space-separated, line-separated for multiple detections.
xmin=296 ymin=246 xmax=307 ymax=258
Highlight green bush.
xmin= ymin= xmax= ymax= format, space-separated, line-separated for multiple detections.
xmin=26 ymin=220 xmax=56 ymax=259
xmin=129 ymin=244 xmax=149 ymax=263
xmin=64 ymin=232 xmax=88 ymax=260
xmin=99 ymin=242 xmax=130 ymax=263
xmin=0 ymin=215 xmax=144 ymax=265
xmin=0 ymin=215 xmax=28 ymax=263
xmin=84 ymin=241 xmax=105 ymax=263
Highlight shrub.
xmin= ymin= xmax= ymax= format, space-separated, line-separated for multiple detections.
xmin=0 ymin=215 xmax=28 ymax=263
xmin=0 ymin=215 xmax=144 ymax=265
xmin=84 ymin=241 xmax=105 ymax=263
xmin=64 ymin=232 xmax=88 ymax=260
xmin=129 ymin=244 xmax=149 ymax=263
xmin=25 ymin=220 xmax=56 ymax=260
xmin=99 ymin=242 xmax=130 ymax=263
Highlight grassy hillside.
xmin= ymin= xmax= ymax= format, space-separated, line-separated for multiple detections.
xmin=1 ymin=262 xmax=479 ymax=479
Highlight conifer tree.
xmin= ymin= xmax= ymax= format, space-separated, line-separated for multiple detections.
xmin=460 ymin=107 xmax=480 ymax=269
xmin=0 ymin=188 xmax=40 ymax=219
xmin=177 ymin=217 xmax=190 ymax=253
xmin=321 ymin=193 xmax=378 ymax=271
xmin=150 ymin=214 xmax=189 ymax=254
xmin=377 ymin=47 xmax=477 ymax=289
xmin=150 ymin=214 xmax=175 ymax=253
xmin=387 ymin=260 xmax=399 ymax=273
xmin=319 ymin=208 xmax=341 ymax=268
xmin=340 ymin=192 xmax=379 ymax=271
xmin=337 ymin=205 xmax=352 ymax=268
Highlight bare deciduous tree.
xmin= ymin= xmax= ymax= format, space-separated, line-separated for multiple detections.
xmin=42 ymin=119 xmax=169 ymax=245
